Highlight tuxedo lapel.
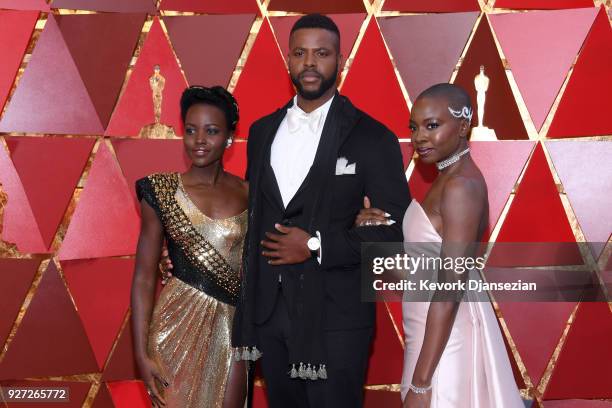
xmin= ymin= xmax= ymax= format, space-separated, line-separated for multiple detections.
xmin=303 ymin=94 xmax=360 ymax=231
xmin=250 ymin=100 xmax=292 ymax=203
xmin=284 ymin=95 xmax=339 ymax=211
xmin=253 ymin=94 xmax=360 ymax=217
xmin=335 ymin=94 xmax=359 ymax=149
xmin=305 ymin=94 xmax=358 ymax=197
xmin=262 ymin=153 xmax=285 ymax=210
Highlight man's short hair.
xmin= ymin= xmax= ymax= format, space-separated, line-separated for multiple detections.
xmin=290 ymin=13 xmax=340 ymax=52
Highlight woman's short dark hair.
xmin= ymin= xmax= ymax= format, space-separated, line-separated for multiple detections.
xmin=180 ymin=86 xmax=239 ymax=132
xmin=417 ymin=83 xmax=473 ymax=114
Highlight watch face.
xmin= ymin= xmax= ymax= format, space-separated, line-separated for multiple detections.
xmin=308 ymin=237 xmax=320 ymax=251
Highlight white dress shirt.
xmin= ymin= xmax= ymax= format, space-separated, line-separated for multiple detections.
xmin=271 ymin=95 xmax=334 ymax=207
xmin=270 ymin=95 xmax=334 ymax=265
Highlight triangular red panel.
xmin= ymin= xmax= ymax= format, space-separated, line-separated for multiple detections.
xmin=493 ymin=143 xmax=582 ymax=267
xmin=364 ymin=389 xmax=401 ymax=407
xmin=160 ymin=0 xmax=259 ymax=13
xmin=0 ymin=10 xmax=38 ymax=113
xmin=544 ymin=302 xmax=612 ymax=399
xmin=268 ymin=0 xmax=365 ymax=13
xmin=411 ymin=155 xmax=520 ymax=237
xmin=270 ymin=13 xmax=365 ymax=72
xmin=341 ymin=18 xmax=410 ymax=138
xmin=490 ymin=8 xmax=597 ymax=131
xmin=92 ymin=384 xmax=116 ymax=408
xmin=106 ymin=18 xmax=188 ymax=138
xmin=5 ymin=136 xmax=95 ymax=250
xmin=496 ymin=143 xmax=576 ymax=243
xmin=112 ymin=138 xmax=189 ymax=207
xmin=59 ymin=142 xmax=140 ymax=260
xmin=56 ymin=14 xmax=146 ymax=128
xmin=383 ymin=0 xmax=479 ymax=12
xmin=102 ymin=321 xmax=139 ymax=381
xmin=164 ymin=14 xmax=254 ymax=88
xmin=232 ymin=19 xmax=294 ymax=138
xmin=0 ymin=0 xmax=49 ymax=10
xmin=470 ymin=141 xmax=534 ymax=239
xmin=546 ymin=141 xmax=612 ymax=245
xmin=409 ymin=141 xmax=534 ymax=240
xmin=547 ymin=8 xmax=612 ymax=138
xmin=379 ymin=12 xmax=478 ymax=102
xmin=498 ymin=301 xmax=576 ymax=388
xmin=62 ymin=258 xmax=135 ymax=370
xmin=0 ymin=380 xmax=91 ymax=407
xmin=408 ymin=159 xmax=438 ymax=202
xmin=0 ymin=140 xmax=45 ymax=253
xmin=107 ymin=381 xmax=149 ymax=408
xmin=497 ymin=317 xmax=526 ymax=389
xmin=0 ymin=262 xmax=98 ymax=379
xmin=0 ymin=259 xmax=39 ymax=349
xmin=0 ymin=15 xmax=103 ymax=135
xmin=385 ymin=301 xmax=404 ymax=343
xmin=51 ymin=0 xmax=155 ymax=12
xmin=398 ymin=140 xmax=413 ymax=171
xmin=454 ymin=16 xmax=528 ymax=140
xmin=223 ymin=140 xmax=247 ymax=179
xmin=365 ymin=303 xmax=403 ymax=384
xmin=494 ymin=0 xmax=593 ymax=9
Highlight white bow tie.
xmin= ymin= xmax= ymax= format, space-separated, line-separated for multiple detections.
xmin=286 ymin=106 xmax=323 ymax=134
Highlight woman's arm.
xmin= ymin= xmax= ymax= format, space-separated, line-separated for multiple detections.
xmin=406 ymin=177 xmax=485 ymax=406
xmin=130 ymin=199 xmax=168 ymax=406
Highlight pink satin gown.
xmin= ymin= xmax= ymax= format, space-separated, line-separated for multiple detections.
xmin=400 ymin=199 xmax=523 ymax=407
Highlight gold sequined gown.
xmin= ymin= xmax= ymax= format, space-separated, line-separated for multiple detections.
xmin=136 ymin=173 xmax=247 ymax=408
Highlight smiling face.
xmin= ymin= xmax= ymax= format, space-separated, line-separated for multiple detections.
xmin=409 ymin=96 xmax=470 ymax=164
xmin=183 ymin=103 xmax=231 ymax=168
xmin=288 ymin=27 xmax=341 ymax=101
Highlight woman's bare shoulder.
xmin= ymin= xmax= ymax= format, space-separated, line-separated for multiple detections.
xmin=223 ymin=172 xmax=249 ymax=199
xmin=442 ymin=171 xmax=486 ymax=208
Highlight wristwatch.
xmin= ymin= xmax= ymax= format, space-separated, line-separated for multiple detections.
xmin=307 ymin=236 xmax=321 ymax=252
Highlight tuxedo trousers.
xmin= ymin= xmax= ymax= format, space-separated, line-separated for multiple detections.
xmin=255 ymin=284 xmax=373 ymax=408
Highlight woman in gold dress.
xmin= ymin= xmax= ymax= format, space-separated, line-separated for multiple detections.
xmin=131 ymin=86 xmax=248 ymax=408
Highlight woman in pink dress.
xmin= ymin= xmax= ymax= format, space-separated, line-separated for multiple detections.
xmin=356 ymin=83 xmax=523 ymax=408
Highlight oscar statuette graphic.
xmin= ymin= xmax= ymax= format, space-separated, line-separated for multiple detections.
xmin=138 ymin=65 xmax=177 ymax=139
xmin=470 ymin=66 xmax=498 ymax=141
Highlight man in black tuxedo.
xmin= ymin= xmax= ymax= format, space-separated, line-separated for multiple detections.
xmin=232 ymin=14 xmax=411 ymax=408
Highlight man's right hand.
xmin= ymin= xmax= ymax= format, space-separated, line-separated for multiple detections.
xmin=159 ymin=247 xmax=173 ymax=285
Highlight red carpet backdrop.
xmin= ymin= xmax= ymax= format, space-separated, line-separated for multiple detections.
xmin=0 ymin=0 xmax=611 ymax=407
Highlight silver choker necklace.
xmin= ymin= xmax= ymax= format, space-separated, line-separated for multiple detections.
xmin=436 ymin=147 xmax=470 ymax=171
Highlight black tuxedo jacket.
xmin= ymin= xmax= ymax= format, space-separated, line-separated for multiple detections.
xmin=243 ymin=93 xmax=411 ymax=331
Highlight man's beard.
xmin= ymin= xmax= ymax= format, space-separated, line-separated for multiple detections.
xmin=291 ymin=65 xmax=339 ymax=100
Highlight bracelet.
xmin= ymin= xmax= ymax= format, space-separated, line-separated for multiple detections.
xmin=408 ymin=382 xmax=432 ymax=394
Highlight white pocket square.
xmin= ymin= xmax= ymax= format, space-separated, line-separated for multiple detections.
xmin=335 ymin=157 xmax=356 ymax=175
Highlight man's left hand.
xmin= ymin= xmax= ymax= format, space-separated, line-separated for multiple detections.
xmin=261 ymin=223 xmax=312 ymax=265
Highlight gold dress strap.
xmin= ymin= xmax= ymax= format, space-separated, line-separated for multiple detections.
xmin=146 ymin=173 xmax=242 ymax=304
